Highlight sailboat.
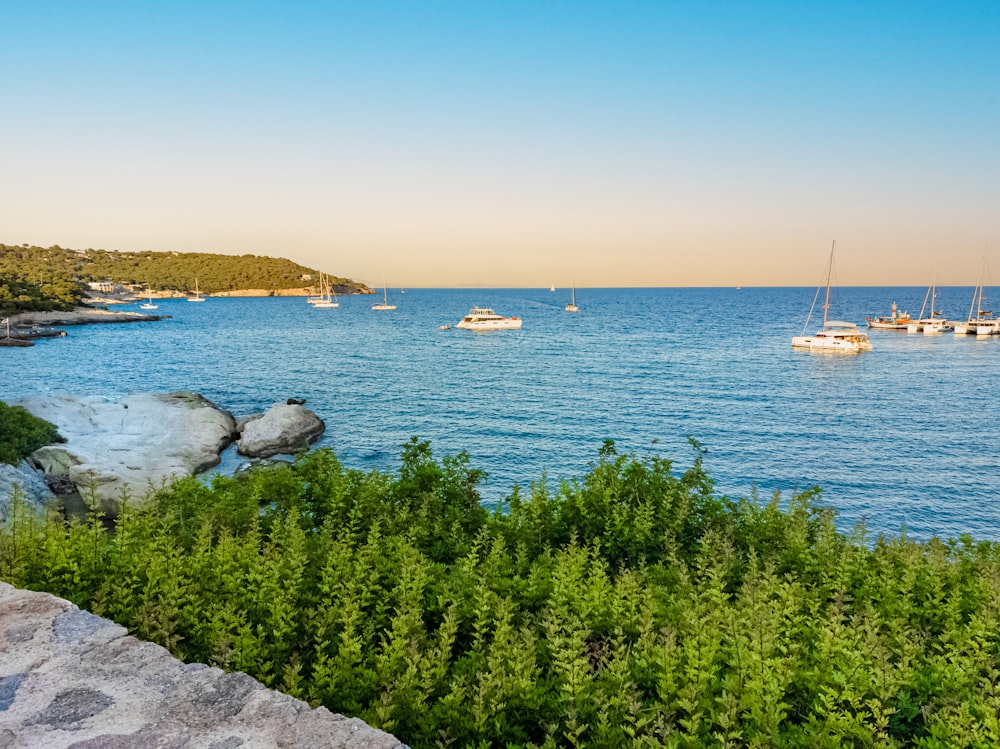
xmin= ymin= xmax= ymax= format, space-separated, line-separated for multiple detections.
xmin=565 ymin=282 xmax=579 ymax=312
xmin=550 ymin=283 xmax=556 ymax=292
xmin=956 ymin=259 xmax=998 ymax=336
xmin=311 ymin=273 xmax=339 ymax=308
xmin=906 ymin=273 xmax=951 ymax=334
xmin=187 ymin=278 xmax=206 ymax=302
xmin=140 ymin=287 xmax=158 ymax=310
xmin=791 ymin=241 xmax=872 ymax=352
xmin=371 ymin=281 xmax=396 ymax=311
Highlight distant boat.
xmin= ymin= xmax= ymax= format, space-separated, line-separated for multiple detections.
xmin=866 ymin=301 xmax=911 ymax=330
xmin=565 ymin=282 xmax=579 ymax=313
xmin=791 ymin=241 xmax=872 ymax=353
xmin=140 ymin=288 xmax=158 ymax=310
xmin=311 ymin=272 xmax=339 ymax=308
xmin=187 ymin=279 xmax=206 ymax=302
xmin=371 ymin=281 xmax=396 ymax=311
xmin=956 ymin=258 xmax=998 ymax=336
xmin=550 ymin=284 xmax=556 ymax=292
xmin=906 ymin=273 xmax=951 ymax=334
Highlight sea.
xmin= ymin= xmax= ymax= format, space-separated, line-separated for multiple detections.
xmin=3 ymin=286 xmax=999 ymax=541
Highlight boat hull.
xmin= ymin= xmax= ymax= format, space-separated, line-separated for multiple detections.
xmin=456 ymin=319 xmax=522 ymax=330
xmin=791 ymin=335 xmax=870 ymax=352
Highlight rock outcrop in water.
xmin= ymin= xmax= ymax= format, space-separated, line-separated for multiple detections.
xmin=11 ymin=392 xmax=236 ymax=516
xmin=0 ymin=581 xmax=406 ymax=749
xmin=237 ymin=403 xmax=326 ymax=459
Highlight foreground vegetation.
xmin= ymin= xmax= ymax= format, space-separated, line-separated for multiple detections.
xmin=0 ymin=243 xmax=369 ymax=314
xmin=3 ymin=440 xmax=1000 ymax=747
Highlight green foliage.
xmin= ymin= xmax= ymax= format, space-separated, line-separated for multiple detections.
xmin=0 ymin=401 xmax=64 ymax=464
xmin=4 ymin=439 xmax=1000 ymax=748
xmin=0 ymin=243 xmax=370 ymax=311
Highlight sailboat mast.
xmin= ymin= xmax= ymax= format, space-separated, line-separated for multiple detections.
xmin=821 ymin=241 xmax=835 ymax=326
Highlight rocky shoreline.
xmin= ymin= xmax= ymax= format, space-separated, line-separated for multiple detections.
xmin=1 ymin=393 xmax=326 ymax=519
xmin=2 ymin=308 xmax=169 ymax=346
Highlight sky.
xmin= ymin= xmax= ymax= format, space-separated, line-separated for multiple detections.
xmin=1 ymin=1 xmax=998 ymax=287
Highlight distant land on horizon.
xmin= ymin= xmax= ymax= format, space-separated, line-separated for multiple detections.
xmin=1 ymin=243 xmax=372 ymax=298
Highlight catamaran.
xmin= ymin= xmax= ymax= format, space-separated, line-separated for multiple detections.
xmin=791 ymin=241 xmax=872 ymax=353
xmin=456 ymin=306 xmax=522 ymax=330
xmin=906 ymin=274 xmax=951 ymax=334
xmin=955 ymin=259 xmax=998 ymax=336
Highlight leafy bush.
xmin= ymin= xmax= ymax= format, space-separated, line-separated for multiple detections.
xmin=3 ymin=440 xmax=1000 ymax=747
xmin=0 ymin=401 xmax=64 ymax=464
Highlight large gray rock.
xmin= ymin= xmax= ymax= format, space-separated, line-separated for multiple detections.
xmin=0 ymin=581 xmax=407 ymax=749
xmin=0 ymin=460 xmax=56 ymax=520
xmin=237 ymin=404 xmax=325 ymax=459
xmin=12 ymin=392 xmax=236 ymax=516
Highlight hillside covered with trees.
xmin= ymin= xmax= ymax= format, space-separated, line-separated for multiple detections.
xmin=0 ymin=244 xmax=370 ymax=314
xmin=5 ymin=439 xmax=1000 ymax=747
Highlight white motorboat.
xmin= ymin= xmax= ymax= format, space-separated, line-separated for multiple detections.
xmin=792 ymin=241 xmax=872 ymax=353
xmin=371 ymin=281 xmax=396 ymax=311
xmin=456 ymin=306 xmax=522 ymax=330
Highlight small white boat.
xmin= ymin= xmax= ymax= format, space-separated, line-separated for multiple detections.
xmin=139 ymin=287 xmax=158 ymax=310
xmin=550 ymin=284 xmax=556 ymax=292
xmin=792 ymin=241 xmax=872 ymax=353
xmin=310 ymin=273 xmax=339 ymax=308
xmin=456 ymin=306 xmax=522 ymax=330
xmin=371 ymin=281 xmax=396 ymax=311
xmin=438 ymin=324 xmax=452 ymax=330
xmin=565 ymin=282 xmax=579 ymax=313
xmin=187 ymin=278 xmax=206 ymax=302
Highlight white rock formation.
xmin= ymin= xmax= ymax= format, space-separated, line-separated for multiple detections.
xmin=12 ymin=392 xmax=236 ymax=515
xmin=237 ymin=404 xmax=325 ymax=459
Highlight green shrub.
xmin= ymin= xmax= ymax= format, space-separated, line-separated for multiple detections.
xmin=0 ymin=401 xmax=64 ymax=464
xmin=4 ymin=440 xmax=1000 ymax=748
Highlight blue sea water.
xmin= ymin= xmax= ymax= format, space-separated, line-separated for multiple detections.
xmin=3 ymin=286 xmax=999 ymax=541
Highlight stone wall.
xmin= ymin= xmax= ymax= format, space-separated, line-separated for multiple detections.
xmin=0 ymin=582 xmax=406 ymax=749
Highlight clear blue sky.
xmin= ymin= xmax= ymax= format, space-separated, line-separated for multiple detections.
xmin=2 ymin=1 xmax=997 ymax=286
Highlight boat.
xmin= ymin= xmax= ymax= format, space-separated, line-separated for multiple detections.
xmin=139 ymin=287 xmax=158 ymax=310
xmin=565 ymin=282 xmax=579 ymax=313
xmin=550 ymin=284 xmax=556 ymax=292
xmin=791 ymin=242 xmax=872 ymax=353
xmin=956 ymin=259 xmax=999 ymax=336
xmin=371 ymin=282 xmax=396 ymax=311
xmin=456 ymin=306 xmax=522 ymax=330
xmin=438 ymin=324 xmax=452 ymax=330
xmin=906 ymin=275 xmax=951 ymax=334
xmin=311 ymin=273 xmax=339 ymax=308
xmin=866 ymin=301 xmax=910 ymax=330
xmin=187 ymin=279 xmax=206 ymax=302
